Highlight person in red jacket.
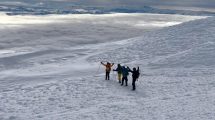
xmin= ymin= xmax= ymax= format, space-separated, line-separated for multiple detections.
xmin=101 ymin=62 xmax=114 ymax=80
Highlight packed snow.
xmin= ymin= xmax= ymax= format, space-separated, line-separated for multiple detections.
xmin=0 ymin=13 xmax=214 ymax=120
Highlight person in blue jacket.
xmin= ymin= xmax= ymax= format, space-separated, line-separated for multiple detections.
xmin=121 ymin=66 xmax=130 ymax=86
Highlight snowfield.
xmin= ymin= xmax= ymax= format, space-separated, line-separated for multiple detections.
xmin=0 ymin=13 xmax=214 ymax=120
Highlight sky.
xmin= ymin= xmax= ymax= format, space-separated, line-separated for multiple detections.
xmin=0 ymin=0 xmax=215 ymax=11
xmin=50 ymin=0 xmax=215 ymax=8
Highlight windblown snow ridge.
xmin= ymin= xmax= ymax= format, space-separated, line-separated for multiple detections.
xmin=89 ymin=17 xmax=215 ymax=76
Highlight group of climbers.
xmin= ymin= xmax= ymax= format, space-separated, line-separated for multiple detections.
xmin=101 ymin=62 xmax=140 ymax=91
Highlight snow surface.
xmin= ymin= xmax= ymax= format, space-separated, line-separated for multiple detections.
xmin=0 ymin=13 xmax=214 ymax=120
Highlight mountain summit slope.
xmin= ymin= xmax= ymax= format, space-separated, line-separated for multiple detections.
xmin=90 ymin=17 xmax=215 ymax=76
xmin=0 ymin=15 xmax=215 ymax=119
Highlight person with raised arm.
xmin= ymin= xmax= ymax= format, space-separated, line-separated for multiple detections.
xmin=113 ymin=64 xmax=123 ymax=83
xmin=101 ymin=62 xmax=114 ymax=80
xmin=128 ymin=66 xmax=140 ymax=90
xmin=121 ymin=66 xmax=130 ymax=86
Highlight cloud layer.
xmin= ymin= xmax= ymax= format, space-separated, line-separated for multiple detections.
xmin=50 ymin=0 xmax=215 ymax=8
xmin=1 ymin=0 xmax=215 ymax=9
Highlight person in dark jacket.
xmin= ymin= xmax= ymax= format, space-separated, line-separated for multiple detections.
xmin=128 ymin=67 xmax=140 ymax=90
xmin=113 ymin=64 xmax=123 ymax=83
xmin=121 ymin=66 xmax=130 ymax=86
xmin=101 ymin=62 xmax=114 ymax=80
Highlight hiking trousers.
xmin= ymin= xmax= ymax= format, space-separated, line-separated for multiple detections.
xmin=118 ymin=73 xmax=122 ymax=83
xmin=121 ymin=76 xmax=128 ymax=86
xmin=132 ymin=78 xmax=137 ymax=90
xmin=106 ymin=71 xmax=110 ymax=80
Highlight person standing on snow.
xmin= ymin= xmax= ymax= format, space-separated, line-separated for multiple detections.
xmin=128 ymin=67 xmax=140 ymax=90
xmin=101 ymin=62 xmax=114 ymax=80
xmin=113 ymin=64 xmax=123 ymax=83
xmin=121 ymin=66 xmax=130 ymax=86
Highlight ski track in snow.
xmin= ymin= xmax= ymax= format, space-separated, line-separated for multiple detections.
xmin=0 ymin=13 xmax=215 ymax=120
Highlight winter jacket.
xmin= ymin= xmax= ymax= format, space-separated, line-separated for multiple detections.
xmin=113 ymin=66 xmax=123 ymax=74
xmin=122 ymin=67 xmax=129 ymax=77
xmin=128 ymin=67 xmax=140 ymax=79
xmin=101 ymin=63 xmax=114 ymax=72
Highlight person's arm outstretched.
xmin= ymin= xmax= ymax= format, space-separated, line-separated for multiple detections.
xmin=113 ymin=67 xmax=118 ymax=71
xmin=111 ymin=63 xmax=114 ymax=67
xmin=127 ymin=67 xmax=133 ymax=73
xmin=101 ymin=62 xmax=106 ymax=66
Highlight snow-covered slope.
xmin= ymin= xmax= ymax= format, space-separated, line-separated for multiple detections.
xmin=87 ymin=17 xmax=215 ymax=119
xmin=89 ymin=17 xmax=215 ymax=76
xmin=0 ymin=14 xmax=215 ymax=120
